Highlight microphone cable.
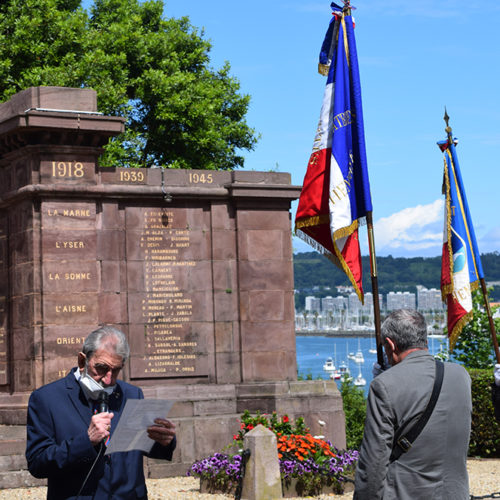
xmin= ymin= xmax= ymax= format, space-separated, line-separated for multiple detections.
xmin=75 ymin=392 xmax=109 ymax=500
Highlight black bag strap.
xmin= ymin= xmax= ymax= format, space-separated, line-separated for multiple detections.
xmin=390 ymin=359 xmax=444 ymax=461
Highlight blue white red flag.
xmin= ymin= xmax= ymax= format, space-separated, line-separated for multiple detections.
xmin=295 ymin=5 xmax=372 ymax=302
xmin=438 ymin=136 xmax=484 ymax=349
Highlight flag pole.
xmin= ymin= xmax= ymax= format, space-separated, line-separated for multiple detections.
xmin=342 ymin=0 xmax=384 ymax=366
xmin=366 ymin=212 xmax=384 ymax=366
xmin=444 ymin=110 xmax=500 ymax=363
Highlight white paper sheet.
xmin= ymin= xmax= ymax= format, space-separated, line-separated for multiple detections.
xmin=105 ymin=399 xmax=174 ymax=455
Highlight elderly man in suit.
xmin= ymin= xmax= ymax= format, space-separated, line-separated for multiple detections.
xmin=354 ymin=309 xmax=471 ymax=500
xmin=26 ymin=326 xmax=176 ymax=500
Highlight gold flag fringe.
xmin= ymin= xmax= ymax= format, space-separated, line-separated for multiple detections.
xmin=295 ymin=214 xmax=367 ymax=232
xmin=442 ymin=155 xmax=454 ymax=302
xmin=332 ymin=218 xmax=359 ymax=241
xmin=295 ymin=214 xmax=330 ymax=230
xmin=448 ymin=310 xmax=474 ymax=352
xmin=295 ymin=216 xmax=364 ymax=305
xmin=332 ymin=218 xmax=363 ymax=304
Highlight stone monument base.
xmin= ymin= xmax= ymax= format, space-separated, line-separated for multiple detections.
xmin=145 ymin=379 xmax=346 ymax=477
xmin=0 ymin=379 xmax=345 ymax=485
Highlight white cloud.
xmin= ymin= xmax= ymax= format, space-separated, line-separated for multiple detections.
xmin=370 ymin=199 xmax=444 ymax=256
xmin=293 ymin=199 xmax=446 ymax=257
xmin=479 ymin=226 xmax=500 ymax=254
xmin=293 ymin=199 xmax=498 ymax=258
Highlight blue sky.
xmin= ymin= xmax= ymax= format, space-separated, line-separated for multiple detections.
xmin=86 ymin=1 xmax=500 ymax=258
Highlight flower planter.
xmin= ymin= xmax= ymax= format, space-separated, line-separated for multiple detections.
xmin=200 ymin=477 xmax=354 ymax=497
xmin=281 ymin=477 xmax=354 ymax=497
xmin=200 ymin=478 xmax=237 ymax=495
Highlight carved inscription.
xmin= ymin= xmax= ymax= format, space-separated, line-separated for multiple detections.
xmin=40 ymin=160 xmax=95 ymax=184
xmin=99 ymin=167 xmax=147 ymax=185
xmin=118 ymin=169 xmax=145 ymax=183
xmin=133 ymin=209 xmax=203 ymax=377
xmin=41 ymin=201 xmax=97 ymax=335
xmin=51 ymin=161 xmax=85 ymax=178
xmin=56 ymin=336 xmax=86 ymax=345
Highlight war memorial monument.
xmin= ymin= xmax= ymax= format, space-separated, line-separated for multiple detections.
xmin=0 ymin=86 xmax=345 ymax=483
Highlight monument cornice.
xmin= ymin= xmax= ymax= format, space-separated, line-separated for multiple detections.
xmin=0 ymin=180 xmax=302 ymax=207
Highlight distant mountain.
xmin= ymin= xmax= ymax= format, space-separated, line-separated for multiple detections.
xmin=293 ymin=251 xmax=500 ymax=309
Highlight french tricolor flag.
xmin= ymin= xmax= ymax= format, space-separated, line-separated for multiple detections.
xmin=295 ymin=6 xmax=372 ymax=303
xmin=439 ymin=137 xmax=483 ymax=349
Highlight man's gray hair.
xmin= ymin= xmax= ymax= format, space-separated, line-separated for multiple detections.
xmin=82 ymin=326 xmax=130 ymax=362
xmin=381 ymin=309 xmax=428 ymax=352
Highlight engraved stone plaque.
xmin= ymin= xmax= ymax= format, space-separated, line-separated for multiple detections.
xmin=126 ymin=206 xmax=213 ymax=379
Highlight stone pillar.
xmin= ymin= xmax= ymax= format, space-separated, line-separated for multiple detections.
xmin=241 ymin=424 xmax=282 ymax=500
xmin=0 ymin=86 xmax=124 ymax=396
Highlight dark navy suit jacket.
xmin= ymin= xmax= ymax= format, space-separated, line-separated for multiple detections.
xmin=26 ymin=369 xmax=176 ymax=500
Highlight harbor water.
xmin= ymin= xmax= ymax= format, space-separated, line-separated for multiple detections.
xmin=296 ymin=334 xmax=448 ymax=395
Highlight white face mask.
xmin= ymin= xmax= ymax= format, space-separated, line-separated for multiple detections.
xmin=79 ymin=366 xmax=115 ymax=400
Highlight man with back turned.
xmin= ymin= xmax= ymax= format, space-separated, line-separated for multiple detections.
xmin=354 ymin=309 xmax=471 ymax=500
xmin=26 ymin=326 xmax=176 ymax=499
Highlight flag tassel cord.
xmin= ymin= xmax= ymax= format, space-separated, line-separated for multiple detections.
xmin=444 ymin=110 xmax=500 ymax=363
xmin=366 ymin=211 xmax=384 ymax=366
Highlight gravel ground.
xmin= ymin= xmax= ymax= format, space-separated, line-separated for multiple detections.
xmin=1 ymin=459 xmax=498 ymax=499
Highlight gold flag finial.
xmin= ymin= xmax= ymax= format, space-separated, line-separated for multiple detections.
xmin=343 ymin=0 xmax=354 ymax=16
xmin=444 ymin=107 xmax=452 ymax=136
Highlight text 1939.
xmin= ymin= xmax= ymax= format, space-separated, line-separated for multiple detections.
xmin=119 ymin=170 xmax=145 ymax=182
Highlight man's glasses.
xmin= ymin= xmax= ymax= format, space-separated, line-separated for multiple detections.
xmin=92 ymin=362 xmax=123 ymax=377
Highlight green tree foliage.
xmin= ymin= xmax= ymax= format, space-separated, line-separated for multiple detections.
xmin=449 ymin=289 xmax=500 ymax=369
xmin=0 ymin=0 xmax=258 ymax=169
xmin=340 ymin=376 xmax=366 ymax=450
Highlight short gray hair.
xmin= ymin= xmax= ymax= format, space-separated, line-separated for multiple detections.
xmin=82 ymin=326 xmax=130 ymax=362
xmin=381 ymin=309 xmax=428 ymax=352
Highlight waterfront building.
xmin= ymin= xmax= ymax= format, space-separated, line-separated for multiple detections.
xmin=417 ymin=286 xmax=443 ymax=311
xmin=305 ymin=296 xmax=321 ymax=313
xmin=386 ymin=291 xmax=416 ymax=311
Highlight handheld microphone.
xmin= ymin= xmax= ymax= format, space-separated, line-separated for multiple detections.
xmin=97 ymin=392 xmax=109 ymax=413
xmin=77 ymin=393 xmax=110 ymax=500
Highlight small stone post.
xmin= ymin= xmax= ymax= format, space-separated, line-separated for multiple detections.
xmin=241 ymin=424 xmax=282 ymax=500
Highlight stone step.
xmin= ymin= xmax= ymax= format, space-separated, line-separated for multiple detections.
xmin=0 ymin=425 xmax=46 ymax=489
xmin=0 ymin=425 xmax=26 ymax=455
xmin=0 ymin=470 xmax=46 ymax=490
xmin=0 ymin=393 xmax=29 ymax=425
